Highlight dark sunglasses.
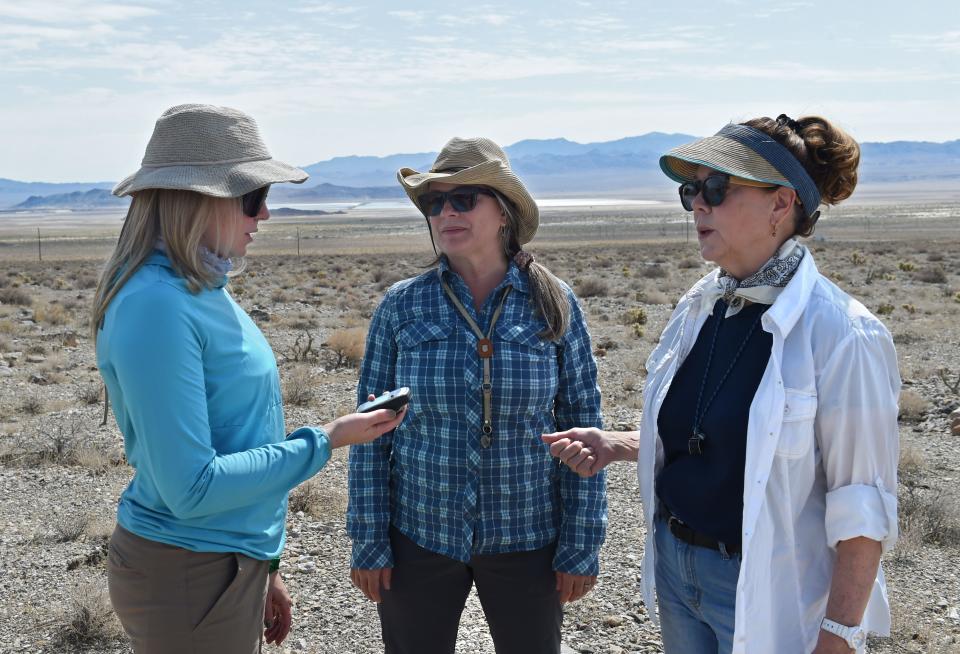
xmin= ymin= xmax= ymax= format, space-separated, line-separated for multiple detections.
xmin=678 ymin=174 xmax=775 ymax=211
xmin=241 ymin=186 xmax=270 ymax=218
xmin=417 ymin=185 xmax=495 ymax=217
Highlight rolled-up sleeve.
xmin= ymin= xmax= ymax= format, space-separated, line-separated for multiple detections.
xmin=815 ymin=325 xmax=900 ymax=552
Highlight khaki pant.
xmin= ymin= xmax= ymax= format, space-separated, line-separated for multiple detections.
xmin=108 ymin=524 xmax=269 ymax=654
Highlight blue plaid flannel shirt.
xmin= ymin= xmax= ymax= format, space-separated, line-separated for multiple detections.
xmin=348 ymin=257 xmax=607 ymax=575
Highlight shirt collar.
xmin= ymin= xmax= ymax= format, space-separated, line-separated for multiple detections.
xmin=436 ymin=255 xmax=529 ymax=295
xmin=145 ymin=250 xmax=229 ymax=289
xmin=687 ymin=253 xmax=818 ymax=338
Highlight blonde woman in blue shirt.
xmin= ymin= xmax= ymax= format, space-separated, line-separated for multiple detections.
xmin=348 ymin=137 xmax=607 ymax=654
xmin=93 ymin=104 xmax=405 ymax=654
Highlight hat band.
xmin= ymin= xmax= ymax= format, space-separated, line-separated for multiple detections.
xmin=140 ymin=154 xmax=272 ymax=168
xmin=715 ymin=124 xmax=820 ymax=216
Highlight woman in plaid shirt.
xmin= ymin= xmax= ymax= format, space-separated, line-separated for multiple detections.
xmin=347 ymin=137 xmax=607 ymax=654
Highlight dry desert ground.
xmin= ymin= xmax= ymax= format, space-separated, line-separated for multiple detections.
xmin=0 ymin=198 xmax=958 ymax=653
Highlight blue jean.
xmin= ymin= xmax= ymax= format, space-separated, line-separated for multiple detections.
xmin=654 ymin=518 xmax=741 ymax=654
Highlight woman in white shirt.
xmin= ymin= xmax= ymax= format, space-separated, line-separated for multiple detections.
xmin=543 ymin=114 xmax=899 ymax=654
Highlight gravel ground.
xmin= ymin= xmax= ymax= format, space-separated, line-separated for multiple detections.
xmin=1 ymin=215 xmax=959 ymax=653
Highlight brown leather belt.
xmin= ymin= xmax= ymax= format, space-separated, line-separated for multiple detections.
xmin=666 ymin=516 xmax=741 ymax=555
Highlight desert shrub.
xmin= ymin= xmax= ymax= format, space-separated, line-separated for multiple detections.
xmin=576 ymin=278 xmax=609 ymax=298
xmin=74 ymin=274 xmax=99 ymax=290
xmin=284 ymin=330 xmax=319 ymax=362
xmin=34 ymin=303 xmax=69 ymax=326
xmin=898 ymin=389 xmax=929 ymax=422
xmin=899 ymin=486 xmax=960 ymax=548
xmin=850 ymin=251 xmax=867 ymax=266
xmin=27 ymin=343 xmax=46 ymax=355
xmin=76 ymin=384 xmax=102 ymax=406
xmin=21 ymin=394 xmax=45 ymax=415
xmin=927 ymin=252 xmax=944 ymax=262
xmin=620 ymin=308 xmax=647 ymax=327
xmin=913 ymin=266 xmax=947 ymax=284
xmin=638 ymin=264 xmax=668 ymax=279
xmin=897 ymin=261 xmax=915 ymax=272
xmin=0 ymin=287 xmax=32 ymax=306
xmin=53 ymin=513 xmax=91 ymax=543
xmin=50 ymin=583 xmax=124 ymax=650
xmin=283 ymin=366 xmax=314 ymax=406
xmin=327 ymin=327 xmax=366 ymax=368
xmin=678 ymin=258 xmax=702 ymax=269
xmin=73 ymin=444 xmax=116 ymax=474
xmin=270 ymin=288 xmax=290 ymax=304
xmin=288 ymin=478 xmax=323 ymax=515
xmin=285 ymin=311 xmax=319 ymax=330
xmin=875 ymin=303 xmax=895 ymax=316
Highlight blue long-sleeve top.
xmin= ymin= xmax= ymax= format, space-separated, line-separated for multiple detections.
xmin=348 ymin=257 xmax=607 ymax=575
xmin=97 ymin=252 xmax=331 ymax=559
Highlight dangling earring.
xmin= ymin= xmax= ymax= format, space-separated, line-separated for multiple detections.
xmin=771 ymin=223 xmax=777 ymax=238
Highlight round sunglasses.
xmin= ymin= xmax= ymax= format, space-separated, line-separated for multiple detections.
xmin=241 ymin=186 xmax=270 ymax=218
xmin=417 ymin=185 xmax=495 ymax=217
xmin=678 ymin=174 xmax=776 ymax=211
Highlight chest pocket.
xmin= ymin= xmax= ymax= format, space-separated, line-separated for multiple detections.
xmin=495 ymin=322 xmax=558 ymax=410
xmin=396 ymin=321 xmax=452 ymax=349
xmin=776 ymin=389 xmax=818 ymax=458
xmin=497 ymin=322 xmax=551 ymax=355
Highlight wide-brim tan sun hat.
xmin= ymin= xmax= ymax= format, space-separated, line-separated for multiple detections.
xmin=113 ymin=103 xmax=308 ymax=198
xmin=397 ymin=136 xmax=539 ymax=245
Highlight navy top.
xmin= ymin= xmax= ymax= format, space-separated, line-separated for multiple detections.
xmin=656 ymin=299 xmax=772 ymax=548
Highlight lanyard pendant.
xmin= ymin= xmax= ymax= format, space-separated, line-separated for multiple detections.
xmin=688 ymin=429 xmax=705 ymax=456
xmin=477 ymin=338 xmax=494 ymax=358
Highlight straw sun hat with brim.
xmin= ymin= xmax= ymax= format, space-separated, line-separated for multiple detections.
xmin=397 ymin=136 xmax=539 ymax=245
xmin=113 ymin=103 xmax=308 ymax=198
xmin=659 ymin=123 xmax=821 ymax=219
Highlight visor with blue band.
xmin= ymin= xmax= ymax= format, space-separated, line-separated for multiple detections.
xmin=660 ymin=123 xmax=821 ymax=219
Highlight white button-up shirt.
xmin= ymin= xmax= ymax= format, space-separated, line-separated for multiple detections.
xmin=637 ymin=253 xmax=900 ymax=653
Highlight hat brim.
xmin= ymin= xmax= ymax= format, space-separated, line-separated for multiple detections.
xmin=112 ymin=158 xmax=308 ymax=198
xmin=659 ymin=134 xmax=793 ymax=188
xmin=397 ymin=160 xmax=539 ymax=245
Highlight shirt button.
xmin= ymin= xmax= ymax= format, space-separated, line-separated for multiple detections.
xmin=480 ymin=434 xmax=492 ymax=448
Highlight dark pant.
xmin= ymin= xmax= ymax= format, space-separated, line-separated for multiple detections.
xmin=378 ymin=528 xmax=563 ymax=654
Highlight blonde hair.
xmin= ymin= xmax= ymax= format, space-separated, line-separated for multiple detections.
xmin=91 ymin=189 xmax=233 ymax=339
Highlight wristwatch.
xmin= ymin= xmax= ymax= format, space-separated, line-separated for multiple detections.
xmin=820 ymin=618 xmax=867 ymax=651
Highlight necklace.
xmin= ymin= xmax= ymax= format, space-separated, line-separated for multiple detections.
xmin=689 ymin=301 xmax=765 ymax=456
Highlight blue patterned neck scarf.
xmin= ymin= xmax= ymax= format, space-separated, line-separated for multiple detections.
xmin=154 ymin=237 xmax=233 ymax=277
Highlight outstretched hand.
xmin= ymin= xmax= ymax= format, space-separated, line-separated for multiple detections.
xmin=541 ymin=427 xmax=626 ymax=477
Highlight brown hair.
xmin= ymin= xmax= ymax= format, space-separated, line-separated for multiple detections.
xmin=91 ymin=189 xmax=236 ymax=339
xmin=740 ymin=115 xmax=860 ymax=237
xmin=490 ymin=191 xmax=570 ymax=342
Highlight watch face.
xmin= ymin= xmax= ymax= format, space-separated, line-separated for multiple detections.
xmin=851 ymin=630 xmax=867 ymax=649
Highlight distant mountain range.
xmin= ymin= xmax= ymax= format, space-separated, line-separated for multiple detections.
xmin=3 ymin=133 xmax=959 ymax=210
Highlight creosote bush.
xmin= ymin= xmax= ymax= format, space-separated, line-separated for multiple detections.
xmin=326 ymin=327 xmax=366 ymax=368
xmin=576 ymin=278 xmax=609 ymax=298
xmin=283 ymin=366 xmax=314 ymax=407
xmin=898 ymin=389 xmax=930 ymax=422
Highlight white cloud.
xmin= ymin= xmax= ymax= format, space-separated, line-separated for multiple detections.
xmin=0 ymin=0 xmax=158 ymax=23
xmin=290 ymin=2 xmax=362 ymax=15
xmin=387 ymin=10 xmax=426 ymax=22
xmin=892 ymin=30 xmax=960 ymax=53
